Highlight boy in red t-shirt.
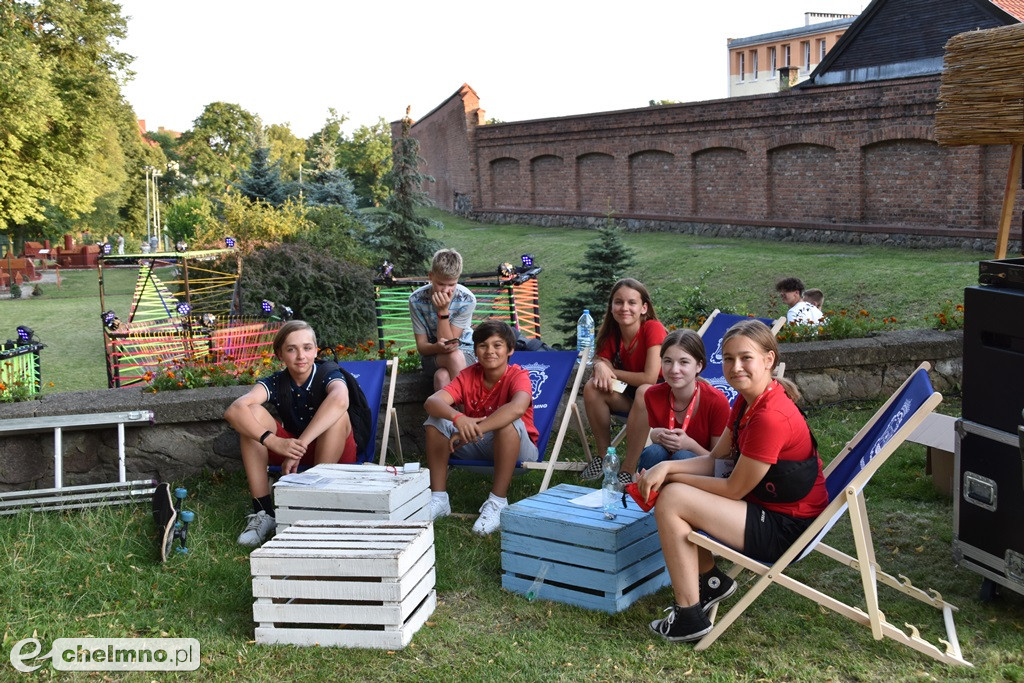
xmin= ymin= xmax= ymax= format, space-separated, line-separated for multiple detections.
xmin=423 ymin=320 xmax=539 ymax=535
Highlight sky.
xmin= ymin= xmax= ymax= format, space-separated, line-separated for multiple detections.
xmin=117 ymin=0 xmax=870 ymax=139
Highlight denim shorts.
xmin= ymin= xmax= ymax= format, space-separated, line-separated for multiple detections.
xmin=423 ymin=415 xmax=539 ymax=462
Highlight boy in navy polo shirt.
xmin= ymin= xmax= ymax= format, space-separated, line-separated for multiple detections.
xmin=225 ymin=320 xmax=354 ymax=546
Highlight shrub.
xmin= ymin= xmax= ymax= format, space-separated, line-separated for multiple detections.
xmin=145 ymin=355 xmax=279 ymax=392
xmin=319 ymin=339 xmax=421 ymax=374
xmin=930 ymin=300 xmax=964 ymax=330
xmin=293 ymin=205 xmax=374 ymax=267
xmin=776 ymin=308 xmax=898 ymax=343
xmin=237 ymin=242 xmax=376 ymax=347
xmin=31 ymin=284 xmax=43 ymax=297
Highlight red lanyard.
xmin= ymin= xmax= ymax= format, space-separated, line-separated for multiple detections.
xmin=734 ymin=381 xmax=777 ymax=436
xmin=668 ymin=385 xmax=700 ymax=431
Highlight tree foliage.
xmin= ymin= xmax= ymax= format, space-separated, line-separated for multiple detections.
xmin=201 ymin=194 xmax=308 ymax=253
xmin=365 ymin=109 xmax=440 ymax=276
xmin=0 ymin=0 xmax=156 ymax=248
xmin=265 ymin=122 xmax=306 ymax=182
xmin=238 ymin=242 xmax=376 ymax=347
xmin=165 ymin=195 xmax=216 ymax=245
xmin=237 ymin=144 xmax=288 ymax=207
xmin=556 ymin=216 xmax=638 ymax=336
xmin=178 ymin=102 xmax=261 ymax=191
xmin=338 ymin=118 xmax=392 ymax=206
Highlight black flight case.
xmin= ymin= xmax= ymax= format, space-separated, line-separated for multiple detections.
xmin=954 ymin=262 xmax=1024 ymax=599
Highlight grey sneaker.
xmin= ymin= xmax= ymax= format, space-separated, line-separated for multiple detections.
xmin=471 ymin=498 xmax=506 ymax=536
xmin=237 ymin=510 xmax=276 ymax=547
xmin=429 ymin=495 xmax=451 ymax=520
xmin=579 ymin=456 xmax=604 ymax=481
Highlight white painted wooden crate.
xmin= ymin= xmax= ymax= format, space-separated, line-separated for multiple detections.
xmin=273 ymin=463 xmax=429 ymax=529
xmin=250 ymin=520 xmax=436 ymax=649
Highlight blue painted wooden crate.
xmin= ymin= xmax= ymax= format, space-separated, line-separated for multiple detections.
xmin=500 ymin=483 xmax=670 ymax=613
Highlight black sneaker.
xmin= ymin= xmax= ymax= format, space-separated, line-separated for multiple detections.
xmin=649 ymin=603 xmax=713 ymax=643
xmin=579 ymin=456 xmax=604 ymax=481
xmin=699 ymin=567 xmax=737 ymax=614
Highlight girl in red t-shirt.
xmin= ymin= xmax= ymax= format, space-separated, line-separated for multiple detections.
xmin=580 ymin=278 xmax=666 ymax=482
xmin=629 ymin=329 xmax=730 ymax=474
xmin=635 ymin=319 xmax=827 ymax=643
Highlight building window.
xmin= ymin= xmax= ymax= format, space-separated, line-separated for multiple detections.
xmin=768 ymin=46 xmax=777 ymax=76
xmin=783 ymin=44 xmax=791 ymax=67
xmin=818 ymin=38 xmax=827 ymax=62
xmin=738 ymin=52 xmax=745 ymax=81
xmin=751 ymin=50 xmax=758 ymax=80
xmin=802 ymin=41 xmax=810 ymax=71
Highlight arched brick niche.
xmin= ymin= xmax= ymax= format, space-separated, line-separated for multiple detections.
xmin=768 ymin=144 xmax=840 ymax=222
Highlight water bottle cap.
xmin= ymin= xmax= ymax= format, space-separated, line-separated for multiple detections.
xmin=583 ymin=309 xmax=589 ymax=314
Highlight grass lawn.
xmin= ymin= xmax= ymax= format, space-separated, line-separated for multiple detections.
xmin=1 ymin=211 xmax=980 ymax=394
xmin=422 ymin=208 xmax=982 ymax=345
xmin=2 ymin=398 xmax=1022 ymax=681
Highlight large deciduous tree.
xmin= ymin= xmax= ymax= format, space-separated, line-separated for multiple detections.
xmin=178 ymin=102 xmax=261 ymax=191
xmin=0 ymin=0 xmax=155 ymax=248
xmin=338 ymin=118 xmax=392 ymax=207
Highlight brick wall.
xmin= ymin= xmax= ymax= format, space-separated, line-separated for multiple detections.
xmin=400 ymin=84 xmax=484 ymax=212
xmin=406 ymin=76 xmax=1024 ymax=247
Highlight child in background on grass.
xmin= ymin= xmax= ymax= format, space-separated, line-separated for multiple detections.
xmin=409 ymin=248 xmax=477 ymax=390
xmin=423 ymin=320 xmax=539 ymax=536
xmin=637 ymin=320 xmax=827 ymax=643
xmin=776 ymin=277 xmax=823 ymax=326
xmin=224 ymin=321 xmax=356 ymax=547
xmin=803 ymin=288 xmax=824 ymax=310
xmin=581 ymin=278 xmax=667 ymax=484
xmin=625 ymin=329 xmax=730 ymax=475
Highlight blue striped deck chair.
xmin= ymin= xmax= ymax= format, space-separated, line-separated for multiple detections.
xmin=688 ymin=363 xmax=968 ymax=666
xmin=337 ymin=358 xmax=401 ymax=465
xmin=268 ymin=358 xmax=402 ymax=473
xmin=451 ymin=350 xmax=589 ymax=492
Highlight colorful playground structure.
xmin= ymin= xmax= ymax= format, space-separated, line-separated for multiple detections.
xmin=98 ymin=248 xmax=280 ymax=388
xmin=373 ymin=257 xmax=543 ymax=352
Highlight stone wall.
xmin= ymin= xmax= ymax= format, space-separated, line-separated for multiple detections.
xmin=406 ymin=78 xmax=1024 ymax=248
xmin=0 ymin=329 xmax=962 ymax=492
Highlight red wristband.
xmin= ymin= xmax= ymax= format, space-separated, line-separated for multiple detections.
xmin=451 ymin=412 xmax=464 ymax=423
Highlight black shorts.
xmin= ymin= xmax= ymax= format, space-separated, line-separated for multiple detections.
xmin=743 ymin=502 xmax=815 ymax=563
xmin=623 ymin=384 xmax=637 ymax=403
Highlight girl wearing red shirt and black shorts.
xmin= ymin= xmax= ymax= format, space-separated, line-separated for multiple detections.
xmin=636 ymin=319 xmax=828 ymax=643
xmin=581 ymin=278 xmax=666 ymax=483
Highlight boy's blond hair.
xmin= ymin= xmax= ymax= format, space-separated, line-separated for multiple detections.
xmin=803 ymin=288 xmax=824 ymax=308
xmin=430 ymin=248 xmax=463 ymax=280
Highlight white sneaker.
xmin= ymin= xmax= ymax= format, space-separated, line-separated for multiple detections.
xmin=472 ymin=498 xmax=506 ymax=536
xmin=237 ymin=510 xmax=276 ymax=547
xmin=429 ymin=495 xmax=451 ymax=520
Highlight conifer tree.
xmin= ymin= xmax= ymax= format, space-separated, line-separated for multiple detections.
xmin=555 ymin=215 xmax=638 ymax=339
xmin=304 ymin=133 xmax=358 ymax=210
xmin=237 ymin=136 xmax=288 ymax=207
xmin=365 ymin=107 xmax=440 ymax=275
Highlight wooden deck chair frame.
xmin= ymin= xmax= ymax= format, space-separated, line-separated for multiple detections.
xmin=604 ymin=310 xmax=785 ymax=452
xmin=688 ymin=362 xmax=969 ymax=666
xmin=518 ymin=349 xmax=592 ymax=491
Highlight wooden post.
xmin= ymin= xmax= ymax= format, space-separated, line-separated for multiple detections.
xmin=995 ymin=143 xmax=1023 ymax=260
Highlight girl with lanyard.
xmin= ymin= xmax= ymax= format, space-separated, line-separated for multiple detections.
xmin=580 ymin=278 xmax=666 ymax=483
xmin=635 ymin=319 xmax=828 ymax=643
xmin=629 ymin=329 xmax=730 ymax=475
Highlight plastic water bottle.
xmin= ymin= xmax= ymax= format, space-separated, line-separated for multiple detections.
xmin=577 ymin=309 xmax=595 ymax=365
xmin=602 ymin=446 xmax=620 ymax=520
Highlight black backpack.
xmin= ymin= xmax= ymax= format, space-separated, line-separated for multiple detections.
xmin=276 ymin=360 xmax=373 ymax=458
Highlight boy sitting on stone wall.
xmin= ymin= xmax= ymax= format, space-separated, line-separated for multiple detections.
xmin=409 ymin=248 xmax=476 ymax=390
xmin=224 ymin=320 xmax=355 ymax=546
